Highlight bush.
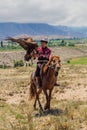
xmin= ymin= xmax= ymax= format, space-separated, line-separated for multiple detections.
xmin=58 ymin=40 xmax=67 ymax=46
xmin=68 ymin=43 xmax=75 ymax=46
xmin=67 ymin=60 xmax=70 ymax=63
xmin=0 ymin=65 xmax=3 ymax=68
xmin=14 ymin=60 xmax=24 ymax=67
xmin=0 ymin=64 xmax=8 ymax=69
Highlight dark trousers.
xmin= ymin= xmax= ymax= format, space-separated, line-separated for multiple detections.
xmin=35 ymin=65 xmax=41 ymax=77
xmin=35 ymin=64 xmax=42 ymax=86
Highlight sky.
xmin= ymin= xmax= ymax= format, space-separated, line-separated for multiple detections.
xmin=0 ymin=0 xmax=87 ymax=26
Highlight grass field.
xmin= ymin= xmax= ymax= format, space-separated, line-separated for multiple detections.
xmin=0 ymin=45 xmax=87 ymax=130
xmin=68 ymin=57 xmax=87 ymax=65
xmin=0 ymin=45 xmax=23 ymax=51
xmin=0 ymin=64 xmax=87 ymax=130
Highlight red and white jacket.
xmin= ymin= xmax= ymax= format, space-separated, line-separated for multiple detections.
xmin=37 ymin=47 xmax=51 ymax=61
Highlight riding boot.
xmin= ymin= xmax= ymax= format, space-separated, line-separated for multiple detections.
xmin=36 ymin=77 xmax=42 ymax=88
xmin=54 ymin=83 xmax=60 ymax=86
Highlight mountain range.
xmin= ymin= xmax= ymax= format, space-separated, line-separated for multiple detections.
xmin=0 ymin=23 xmax=87 ymax=40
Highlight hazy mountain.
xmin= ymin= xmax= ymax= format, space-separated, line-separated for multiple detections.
xmin=0 ymin=22 xmax=87 ymax=40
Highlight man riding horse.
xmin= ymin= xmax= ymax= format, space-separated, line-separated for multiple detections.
xmin=6 ymin=37 xmax=61 ymax=111
xmin=7 ymin=37 xmax=59 ymax=87
xmin=35 ymin=39 xmax=51 ymax=88
xmin=35 ymin=39 xmax=59 ymax=88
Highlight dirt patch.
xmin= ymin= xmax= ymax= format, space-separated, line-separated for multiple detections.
xmin=0 ymin=51 xmax=25 ymax=67
xmin=53 ymin=65 xmax=87 ymax=101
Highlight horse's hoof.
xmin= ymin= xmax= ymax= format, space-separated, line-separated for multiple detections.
xmin=48 ymin=109 xmax=51 ymax=113
xmin=34 ymin=108 xmax=37 ymax=111
xmin=41 ymin=108 xmax=44 ymax=112
xmin=44 ymin=105 xmax=48 ymax=110
xmin=39 ymin=109 xmax=44 ymax=115
xmin=34 ymin=106 xmax=37 ymax=111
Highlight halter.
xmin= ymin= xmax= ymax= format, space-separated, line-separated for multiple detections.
xmin=46 ymin=62 xmax=57 ymax=69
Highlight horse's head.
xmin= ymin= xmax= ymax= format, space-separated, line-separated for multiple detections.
xmin=49 ymin=56 xmax=61 ymax=75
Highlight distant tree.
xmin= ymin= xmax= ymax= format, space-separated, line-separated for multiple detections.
xmin=61 ymin=40 xmax=65 ymax=43
xmin=1 ymin=41 xmax=3 ymax=47
xmin=60 ymin=40 xmax=66 ymax=46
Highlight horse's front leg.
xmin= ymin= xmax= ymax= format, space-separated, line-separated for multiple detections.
xmin=48 ymin=89 xmax=53 ymax=110
xmin=43 ymin=90 xmax=49 ymax=110
xmin=34 ymin=97 xmax=37 ymax=110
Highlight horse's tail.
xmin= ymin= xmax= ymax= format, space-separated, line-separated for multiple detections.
xmin=29 ymin=82 xmax=36 ymax=99
xmin=29 ymin=74 xmax=36 ymax=100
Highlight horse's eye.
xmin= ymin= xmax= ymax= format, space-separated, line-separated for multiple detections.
xmin=53 ymin=60 xmax=55 ymax=63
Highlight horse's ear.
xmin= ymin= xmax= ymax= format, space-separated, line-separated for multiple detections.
xmin=58 ymin=56 xmax=61 ymax=61
xmin=49 ymin=55 xmax=54 ymax=61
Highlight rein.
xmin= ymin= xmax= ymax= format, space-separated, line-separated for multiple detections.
xmin=47 ymin=65 xmax=55 ymax=69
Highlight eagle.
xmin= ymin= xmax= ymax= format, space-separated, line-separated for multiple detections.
xmin=6 ymin=37 xmax=38 ymax=61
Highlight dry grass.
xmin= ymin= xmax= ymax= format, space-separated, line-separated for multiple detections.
xmin=0 ymin=64 xmax=87 ymax=130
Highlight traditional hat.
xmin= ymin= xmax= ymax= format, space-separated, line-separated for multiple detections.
xmin=40 ymin=39 xmax=48 ymax=43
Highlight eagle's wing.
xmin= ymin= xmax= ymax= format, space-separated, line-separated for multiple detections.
xmin=6 ymin=37 xmax=38 ymax=50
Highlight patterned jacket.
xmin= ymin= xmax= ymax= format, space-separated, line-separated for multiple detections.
xmin=37 ymin=47 xmax=51 ymax=62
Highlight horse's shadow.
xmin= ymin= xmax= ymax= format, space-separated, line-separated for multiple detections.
xmin=35 ymin=108 xmax=64 ymax=117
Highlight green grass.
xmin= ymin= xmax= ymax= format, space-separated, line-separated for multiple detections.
xmin=69 ymin=57 xmax=87 ymax=65
xmin=0 ymin=45 xmax=23 ymax=51
xmin=1 ymin=38 xmax=87 ymax=50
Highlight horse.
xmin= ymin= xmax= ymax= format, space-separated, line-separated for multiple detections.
xmin=29 ymin=55 xmax=61 ymax=112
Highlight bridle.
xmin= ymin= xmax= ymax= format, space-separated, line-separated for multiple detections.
xmin=46 ymin=59 xmax=61 ymax=73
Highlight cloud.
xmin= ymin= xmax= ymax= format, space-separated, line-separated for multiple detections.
xmin=0 ymin=0 xmax=87 ymax=26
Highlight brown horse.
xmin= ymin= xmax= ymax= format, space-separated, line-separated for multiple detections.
xmin=29 ymin=56 xmax=61 ymax=111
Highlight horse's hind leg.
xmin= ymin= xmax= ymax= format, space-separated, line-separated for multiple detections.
xmin=38 ymin=97 xmax=43 ymax=111
xmin=34 ymin=88 xmax=43 ymax=111
xmin=34 ymin=98 xmax=37 ymax=110
xmin=33 ymin=88 xmax=42 ymax=110
xmin=37 ymin=88 xmax=43 ymax=111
